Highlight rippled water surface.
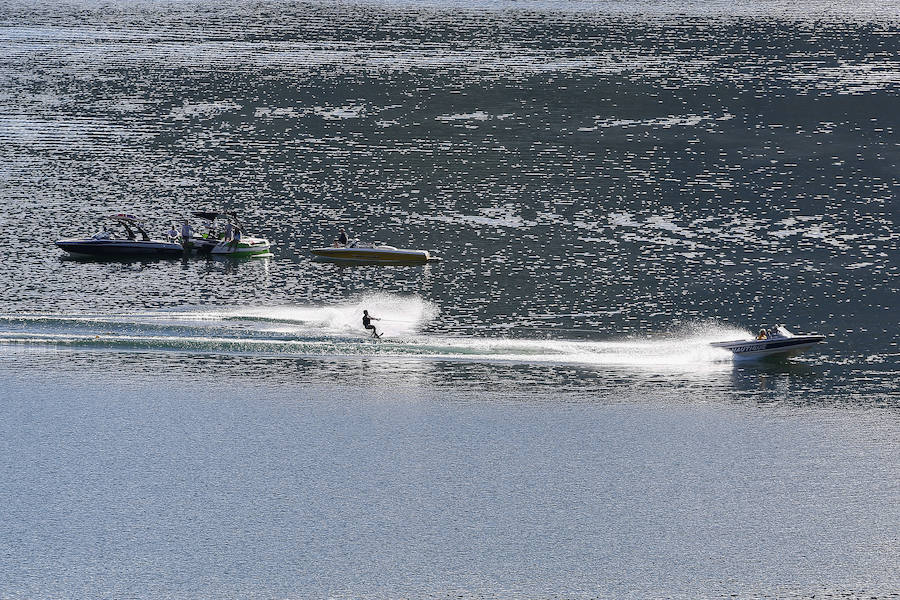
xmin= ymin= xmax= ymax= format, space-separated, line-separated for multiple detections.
xmin=1 ymin=0 xmax=898 ymax=597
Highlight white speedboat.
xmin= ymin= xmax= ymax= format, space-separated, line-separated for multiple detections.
xmin=186 ymin=211 xmax=271 ymax=257
xmin=311 ymin=241 xmax=433 ymax=264
xmin=56 ymin=214 xmax=184 ymax=258
xmin=711 ymin=325 xmax=824 ymax=359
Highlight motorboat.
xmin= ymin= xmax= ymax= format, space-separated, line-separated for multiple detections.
xmin=56 ymin=214 xmax=184 ymax=258
xmin=710 ymin=325 xmax=824 ymax=359
xmin=311 ymin=241 xmax=434 ymax=264
xmin=185 ymin=211 xmax=271 ymax=257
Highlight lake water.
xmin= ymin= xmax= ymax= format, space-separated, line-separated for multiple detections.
xmin=0 ymin=0 xmax=898 ymax=597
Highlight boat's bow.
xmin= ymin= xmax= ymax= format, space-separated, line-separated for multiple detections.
xmin=55 ymin=237 xmax=184 ymax=257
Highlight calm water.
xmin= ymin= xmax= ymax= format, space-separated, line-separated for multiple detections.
xmin=0 ymin=0 xmax=898 ymax=597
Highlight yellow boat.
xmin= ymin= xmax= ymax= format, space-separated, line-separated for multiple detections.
xmin=310 ymin=242 xmax=433 ymax=264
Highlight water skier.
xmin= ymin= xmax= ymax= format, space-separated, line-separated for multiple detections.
xmin=362 ymin=310 xmax=381 ymax=338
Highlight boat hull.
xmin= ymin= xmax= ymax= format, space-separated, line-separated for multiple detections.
xmin=710 ymin=336 xmax=825 ymax=359
xmin=55 ymin=239 xmax=184 ymax=258
xmin=209 ymin=237 xmax=271 ymax=256
xmin=182 ymin=235 xmax=270 ymax=256
xmin=311 ymin=247 xmax=431 ymax=264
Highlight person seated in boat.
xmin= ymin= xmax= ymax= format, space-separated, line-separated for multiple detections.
xmin=338 ymin=228 xmax=348 ymax=247
xmin=205 ymin=221 xmax=217 ymax=239
xmin=166 ymin=223 xmax=178 ymax=241
xmin=757 ymin=329 xmax=768 ymax=340
xmin=362 ymin=310 xmax=380 ymax=338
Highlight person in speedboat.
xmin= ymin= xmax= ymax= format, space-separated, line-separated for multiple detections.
xmin=166 ymin=223 xmax=178 ymax=242
xmin=223 ymin=220 xmax=233 ymax=243
xmin=337 ymin=228 xmax=348 ymax=247
xmin=757 ymin=329 xmax=768 ymax=340
xmin=362 ymin=310 xmax=381 ymax=338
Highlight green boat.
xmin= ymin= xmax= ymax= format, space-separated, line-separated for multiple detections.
xmin=188 ymin=211 xmax=272 ymax=257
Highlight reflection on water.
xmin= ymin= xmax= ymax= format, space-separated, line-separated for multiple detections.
xmin=2 ymin=354 xmax=898 ymax=599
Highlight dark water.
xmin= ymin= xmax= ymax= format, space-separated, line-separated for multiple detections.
xmin=0 ymin=0 xmax=898 ymax=597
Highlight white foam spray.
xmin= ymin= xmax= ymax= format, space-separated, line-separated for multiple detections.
xmin=1 ymin=309 xmax=749 ymax=368
xmin=222 ymin=292 xmax=439 ymax=336
xmin=388 ymin=320 xmax=749 ymax=367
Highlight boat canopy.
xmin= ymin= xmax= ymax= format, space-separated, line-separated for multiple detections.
xmin=107 ymin=213 xmax=142 ymax=223
xmin=191 ymin=210 xmax=239 ymax=221
xmin=191 ymin=210 xmax=246 ymax=233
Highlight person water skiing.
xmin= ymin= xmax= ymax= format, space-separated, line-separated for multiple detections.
xmin=362 ymin=310 xmax=380 ymax=338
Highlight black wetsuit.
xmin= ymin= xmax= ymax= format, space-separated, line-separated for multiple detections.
xmin=363 ymin=314 xmax=378 ymax=336
xmin=338 ymin=231 xmax=348 ymax=246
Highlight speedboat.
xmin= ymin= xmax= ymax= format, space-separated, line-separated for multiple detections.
xmin=311 ymin=241 xmax=433 ymax=264
xmin=710 ymin=325 xmax=824 ymax=359
xmin=56 ymin=214 xmax=184 ymax=258
xmin=185 ymin=211 xmax=271 ymax=257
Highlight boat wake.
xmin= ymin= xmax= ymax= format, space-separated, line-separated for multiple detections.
xmin=218 ymin=293 xmax=435 ymax=337
xmin=0 ymin=296 xmax=747 ymax=368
